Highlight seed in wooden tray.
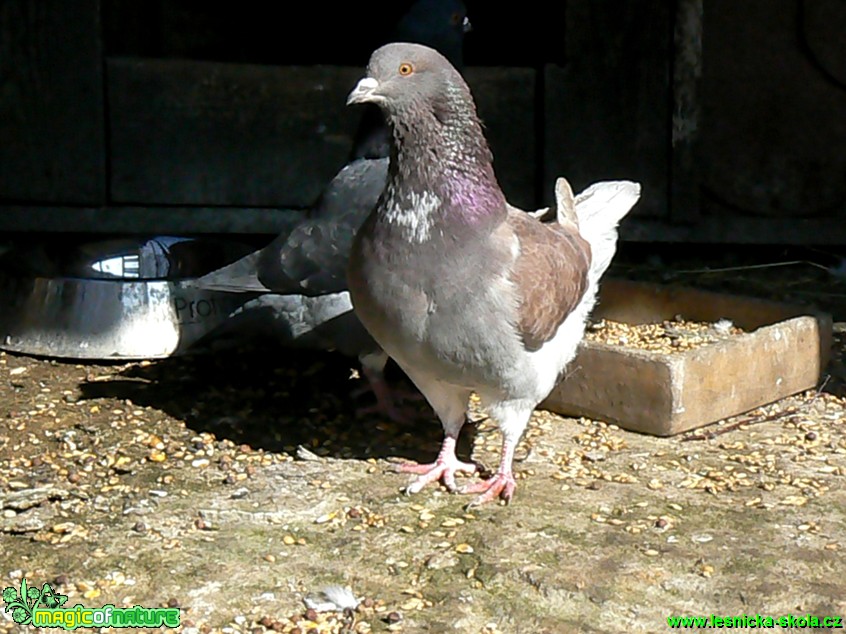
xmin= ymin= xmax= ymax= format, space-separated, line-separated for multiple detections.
xmin=584 ymin=318 xmax=744 ymax=352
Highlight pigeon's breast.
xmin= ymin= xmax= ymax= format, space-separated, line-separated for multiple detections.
xmin=349 ymin=217 xmax=531 ymax=390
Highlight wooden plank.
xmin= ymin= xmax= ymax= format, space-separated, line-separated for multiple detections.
xmin=466 ymin=68 xmax=536 ymax=210
xmin=107 ymin=58 xmax=363 ymax=208
xmin=0 ymin=0 xmax=105 ymax=204
xmin=699 ymin=0 xmax=846 ymax=218
xmin=0 ymin=206 xmax=303 ymax=235
xmin=545 ymin=0 xmax=672 ymax=218
xmin=670 ymin=0 xmax=702 ymax=223
xmin=543 ymin=280 xmax=831 ymax=436
xmin=620 ymin=215 xmax=846 ymax=244
xmin=107 ymin=59 xmax=536 ymax=210
xmin=3 ymin=206 xmax=846 ymax=244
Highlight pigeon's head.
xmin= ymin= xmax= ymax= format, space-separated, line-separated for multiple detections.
xmin=347 ymin=43 xmax=471 ymax=120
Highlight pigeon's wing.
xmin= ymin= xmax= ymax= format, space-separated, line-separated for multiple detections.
xmin=186 ymin=250 xmax=272 ymax=293
xmin=188 ymin=159 xmax=386 ymax=297
xmin=255 ymin=158 xmax=388 ymax=296
xmin=185 ymin=222 xmax=343 ymax=296
xmin=308 ymin=158 xmax=388 ymax=222
xmin=256 ymin=218 xmax=359 ymax=295
xmin=507 ymin=210 xmax=592 ymax=352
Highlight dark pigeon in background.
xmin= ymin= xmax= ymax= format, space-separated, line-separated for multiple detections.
xmin=346 ymin=43 xmax=640 ymax=506
xmin=190 ymin=0 xmax=469 ymax=421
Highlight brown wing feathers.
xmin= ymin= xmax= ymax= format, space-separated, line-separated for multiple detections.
xmin=509 ymin=212 xmax=591 ymax=351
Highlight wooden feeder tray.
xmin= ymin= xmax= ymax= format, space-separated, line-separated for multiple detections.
xmin=542 ymin=279 xmax=833 ymax=436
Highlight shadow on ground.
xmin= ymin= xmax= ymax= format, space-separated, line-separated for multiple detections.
xmin=76 ymin=343 xmax=479 ymax=465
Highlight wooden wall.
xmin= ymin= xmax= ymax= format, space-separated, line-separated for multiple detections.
xmin=1 ymin=0 xmax=845 ymax=243
xmin=0 ymin=0 xmax=105 ymax=204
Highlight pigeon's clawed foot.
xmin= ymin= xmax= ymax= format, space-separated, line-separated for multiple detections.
xmin=393 ymin=435 xmax=477 ymax=493
xmin=396 ymin=456 xmax=478 ymax=494
xmin=460 ymin=472 xmax=517 ymax=507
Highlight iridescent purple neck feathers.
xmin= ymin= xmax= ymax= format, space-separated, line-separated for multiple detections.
xmin=379 ymin=86 xmax=506 ymax=238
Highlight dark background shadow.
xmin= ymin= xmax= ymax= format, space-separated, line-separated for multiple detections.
xmin=77 ymin=342 xmax=480 ymax=464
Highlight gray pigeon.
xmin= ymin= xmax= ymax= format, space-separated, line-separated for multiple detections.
xmin=346 ymin=43 xmax=640 ymax=506
xmin=190 ymin=0 xmax=469 ymax=421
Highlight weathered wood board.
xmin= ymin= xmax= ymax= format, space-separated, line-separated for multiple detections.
xmin=107 ymin=59 xmax=535 ymax=209
xmin=0 ymin=0 xmax=105 ymax=204
xmin=699 ymin=0 xmax=846 ymax=218
xmin=544 ymin=0 xmax=672 ymax=218
xmin=543 ymin=280 xmax=832 ymax=436
xmin=107 ymin=59 xmax=362 ymax=209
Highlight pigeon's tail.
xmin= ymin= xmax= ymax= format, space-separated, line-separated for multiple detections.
xmin=571 ymin=180 xmax=641 ymax=288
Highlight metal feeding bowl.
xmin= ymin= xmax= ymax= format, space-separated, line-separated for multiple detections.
xmin=0 ymin=237 xmax=258 ymax=360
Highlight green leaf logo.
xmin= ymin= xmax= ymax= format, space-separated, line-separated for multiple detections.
xmin=39 ymin=583 xmax=68 ymax=609
xmin=1 ymin=579 xmax=33 ymax=625
xmin=1 ymin=587 xmax=17 ymax=604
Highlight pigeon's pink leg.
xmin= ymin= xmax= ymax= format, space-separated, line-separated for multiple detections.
xmin=395 ymin=434 xmax=477 ymax=493
xmin=460 ymin=437 xmax=517 ymax=506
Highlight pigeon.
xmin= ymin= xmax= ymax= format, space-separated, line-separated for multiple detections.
xmin=345 ymin=43 xmax=640 ymax=506
xmin=190 ymin=0 xmax=469 ymax=420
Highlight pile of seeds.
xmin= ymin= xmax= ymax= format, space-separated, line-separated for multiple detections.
xmin=585 ymin=317 xmax=745 ymax=352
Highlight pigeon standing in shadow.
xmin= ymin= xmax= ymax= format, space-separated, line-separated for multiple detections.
xmin=346 ymin=43 xmax=640 ymax=506
xmin=190 ymin=0 xmax=469 ymax=421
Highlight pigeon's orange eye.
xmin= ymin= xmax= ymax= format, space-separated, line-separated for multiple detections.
xmin=398 ymin=63 xmax=414 ymax=76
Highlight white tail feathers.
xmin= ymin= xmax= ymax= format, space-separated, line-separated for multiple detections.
xmin=553 ymin=177 xmax=578 ymax=227
xmin=566 ymin=179 xmax=641 ymax=285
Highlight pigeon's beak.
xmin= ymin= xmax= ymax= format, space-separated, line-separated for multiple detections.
xmin=347 ymin=77 xmax=380 ymax=106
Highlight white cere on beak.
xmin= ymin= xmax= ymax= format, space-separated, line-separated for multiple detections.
xmin=347 ymin=76 xmax=381 ymax=105
xmin=356 ymin=77 xmax=379 ymax=91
